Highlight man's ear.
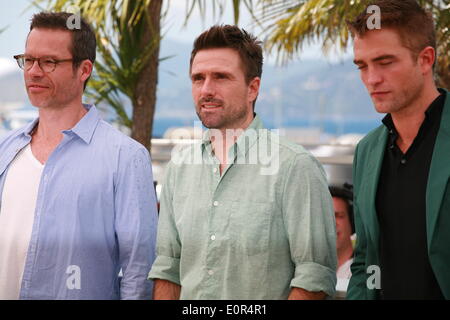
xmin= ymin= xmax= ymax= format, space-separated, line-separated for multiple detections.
xmin=418 ymin=46 xmax=436 ymax=75
xmin=248 ymin=77 xmax=261 ymax=104
xmin=79 ymin=59 xmax=93 ymax=83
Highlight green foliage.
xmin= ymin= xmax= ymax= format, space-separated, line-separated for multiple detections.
xmin=184 ymin=0 xmax=255 ymax=25
xmin=255 ymin=0 xmax=367 ymax=62
xmin=251 ymin=0 xmax=449 ymax=87
xmin=32 ymin=0 xmax=164 ymax=128
xmin=29 ymin=0 xmax=252 ymax=131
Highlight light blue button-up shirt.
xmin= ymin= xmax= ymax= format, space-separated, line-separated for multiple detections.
xmin=0 ymin=104 xmax=158 ymax=300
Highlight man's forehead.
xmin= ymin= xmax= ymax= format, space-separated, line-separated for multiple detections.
xmin=191 ymin=49 xmax=247 ymax=80
xmin=192 ymin=48 xmax=241 ymax=67
xmin=25 ymin=28 xmax=72 ymax=55
xmin=353 ymin=29 xmax=407 ymax=58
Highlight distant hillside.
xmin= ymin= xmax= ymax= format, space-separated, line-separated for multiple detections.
xmin=0 ymin=38 xmax=382 ymax=136
xmin=0 ymin=71 xmax=27 ymax=102
xmin=155 ymin=39 xmax=382 ymax=135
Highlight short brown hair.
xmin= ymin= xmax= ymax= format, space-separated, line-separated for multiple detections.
xmin=347 ymin=0 xmax=436 ymax=62
xmin=30 ymin=11 xmax=96 ymax=89
xmin=190 ymin=25 xmax=263 ymax=84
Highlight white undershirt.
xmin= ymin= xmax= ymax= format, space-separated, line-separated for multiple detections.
xmin=336 ymin=258 xmax=353 ymax=294
xmin=0 ymin=144 xmax=44 ymax=300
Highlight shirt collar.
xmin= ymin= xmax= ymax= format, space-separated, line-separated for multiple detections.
xmin=425 ymin=89 xmax=446 ymax=120
xmin=21 ymin=104 xmax=100 ymax=144
xmin=382 ymin=90 xmax=446 ymax=135
xmin=234 ymin=114 xmax=263 ymax=157
xmin=201 ymin=113 xmax=264 ymax=157
xmin=23 ymin=118 xmax=40 ymax=138
xmin=66 ymin=104 xmax=101 ymax=144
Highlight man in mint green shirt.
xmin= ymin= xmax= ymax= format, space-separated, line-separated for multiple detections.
xmin=148 ymin=25 xmax=337 ymax=300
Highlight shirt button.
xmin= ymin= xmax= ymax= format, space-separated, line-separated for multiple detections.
xmin=213 ymin=167 xmax=218 ymax=173
xmin=213 ymin=201 xmax=219 ymax=207
xmin=208 ymin=270 xmax=214 ymax=276
xmin=210 ymin=235 xmax=216 ymax=241
xmin=401 ymin=158 xmax=406 ymax=164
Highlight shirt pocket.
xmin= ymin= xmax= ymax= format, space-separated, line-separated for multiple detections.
xmin=229 ymin=201 xmax=272 ymax=256
xmin=172 ymin=194 xmax=196 ymax=243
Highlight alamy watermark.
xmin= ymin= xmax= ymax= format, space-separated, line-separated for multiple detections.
xmin=66 ymin=265 xmax=81 ymax=290
xmin=367 ymin=5 xmax=381 ymax=30
xmin=366 ymin=265 xmax=381 ymax=290
xmin=66 ymin=5 xmax=82 ymax=30
xmin=170 ymin=121 xmax=280 ymax=176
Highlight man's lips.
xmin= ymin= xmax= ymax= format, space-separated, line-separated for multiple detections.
xmin=202 ymin=103 xmax=222 ymax=109
xmin=27 ymin=84 xmax=50 ymax=93
xmin=371 ymin=91 xmax=390 ymax=97
xmin=199 ymin=98 xmax=223 ymax=110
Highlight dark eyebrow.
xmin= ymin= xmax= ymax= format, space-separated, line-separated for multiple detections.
xmin=213 ymin=71 xmax=231 ymax=78
xmin=372 ymin=55 xmax=396 ymax=62
xmin=190 ymin=72 xmax=202 ymax=79
xmin=353 ymin=54 xmax=396 ymax=65
xmin=191 ymin=71 xmax=233 ymax=79
xmin=24 ymin=55 xmax=59 ymax=59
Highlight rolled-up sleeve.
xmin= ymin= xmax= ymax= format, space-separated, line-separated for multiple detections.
xmin=114 ymin=146 xmax=158 ymax=299
xmin=148 ymin=161 xmax=182 ymax=285
xmin=282 ymin=153 xmax=337 ymax=297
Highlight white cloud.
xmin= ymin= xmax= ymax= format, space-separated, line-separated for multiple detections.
xmin=0 ymin=57 xmax=17 ymax=78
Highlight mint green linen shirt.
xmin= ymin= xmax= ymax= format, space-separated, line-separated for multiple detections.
xmin=149 ymin=115 xmax=337 ymax=299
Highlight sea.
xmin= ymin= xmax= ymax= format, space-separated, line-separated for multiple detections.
xmin=151 ymin=117 xmax=383 ymax=138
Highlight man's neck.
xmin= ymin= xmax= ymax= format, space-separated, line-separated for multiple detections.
xmin=211 ymin=129 xmax=240 ymax=175
xmin=391 ymin=86 xmax=440 ymax=153
xmin=337 ymin=244 xmax=353 ymax=269
xmin=210 ymin=115 xmax=255 ymax=170
xmin=33 ymin=103 xmax=88 ymax=143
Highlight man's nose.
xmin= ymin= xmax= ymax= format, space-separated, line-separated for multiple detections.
xmin=200 ymin=77 xmax=215 ymax=97
xmin=365 ymin=67 xmax=383 ymax=87
xmin=27 ymin=60 xmax=45 ymax=77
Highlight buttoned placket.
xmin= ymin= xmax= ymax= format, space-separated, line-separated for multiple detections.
xmin=205 ymin=150 xmax=221 ymax=285
xmin=19 ymin=133 xmax=74 ymax=298
xmin=201 ymin=132 xmax=251 ymax=294
xmin=203 ymin=143 xmax=240 ymax=291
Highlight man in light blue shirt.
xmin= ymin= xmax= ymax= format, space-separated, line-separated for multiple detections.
xmin=0 ymin=12 xmax=157 ymax=299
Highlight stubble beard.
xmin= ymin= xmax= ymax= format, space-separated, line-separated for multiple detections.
xmin=197 ymin=103 xmax=249 ymax=130
xmin=29 ymin=72 xmax=80 ymax=109
xmin=373 ymin=77 xmax=424 ymax=115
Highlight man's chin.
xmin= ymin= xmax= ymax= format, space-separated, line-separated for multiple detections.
xmin=28 ymin=98 xmax=53 ymax=109
xmin=373 ymin=101 xmax=393 ymax=114
xmin=198 ymin=115 xmax=223 ymax=129
xmin=29 ymin=101 xmax=48 ymax=108
xmin=201 ymin=122 xmax=223 ymax=130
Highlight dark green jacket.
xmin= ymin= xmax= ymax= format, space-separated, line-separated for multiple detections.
xmin=347 ymin=89 xmax=450 ymax=300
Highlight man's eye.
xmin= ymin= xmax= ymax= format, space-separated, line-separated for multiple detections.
xmin=380 ymin=61 xmax=392 ymax=66
xmin=357 ymin=65 xmax=367 ymax=70
xmin=43 ymin=60 xmax=56 ymax=65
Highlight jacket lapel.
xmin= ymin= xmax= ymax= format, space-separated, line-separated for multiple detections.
xmin=361 ymin=129 xmax=387 ymax=249
xmin=426 ymin=89 xmax=450 ymax=248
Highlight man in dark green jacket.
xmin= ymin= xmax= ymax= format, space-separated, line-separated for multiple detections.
xmin=347 ymin=0 xmax=450 ymax=299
